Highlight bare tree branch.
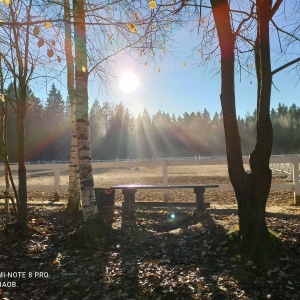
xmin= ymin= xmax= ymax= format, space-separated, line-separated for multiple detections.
xmin=272 ymin=57 xmax=300 ymax=75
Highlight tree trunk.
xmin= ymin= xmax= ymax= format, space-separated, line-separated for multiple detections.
xmin=67 ymin=104 xmax=81 ymax=213
xmin=65 ymin=0 xmax=81 ymax=213
xmin=18 ymin=82 xmax=28 ymax=229
xmin=0 ymin=55 xmax=10 ymax=215
xmin=73 ymin=0 xmax=98 ymax=221
xmin=211 ymin=0 xmax=277 ymax=260
xmin=4 ymin=164 xmax=10 ymax=215
xmin=243 ymin=0 xmax=274 ymax=258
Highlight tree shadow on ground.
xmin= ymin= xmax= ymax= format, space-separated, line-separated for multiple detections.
xmin=2 ymin=204 xmax=298 ymax=299
xmin=207 ymin=207 xmax=300 ymax=300
xmin=209 ymin=207 xmax=300 ymax=220
xmin=106 ymin=208 xmax=235 ymax=299
xmin=100 ymin=207 xmax=300 ymax=299
xmin=0 ymin=207 xmax=112 ymax=300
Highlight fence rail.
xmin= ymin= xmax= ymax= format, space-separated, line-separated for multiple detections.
xmin=1 ymin=155 xmax=299 ymax=205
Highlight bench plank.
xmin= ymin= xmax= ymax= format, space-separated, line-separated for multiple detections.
xmin=111 ymin=184 xmax=219 ymax=189
xmin=132 ymin=202 xmax=210 ymax=208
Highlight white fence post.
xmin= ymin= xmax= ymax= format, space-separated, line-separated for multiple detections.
xmin=292 ymin=156 xmax=300 ymax=205
xmin=162 ymin=161 xmax=169 ymax=201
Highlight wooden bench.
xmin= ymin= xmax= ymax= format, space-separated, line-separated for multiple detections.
xmin=110 ymin=184 xmax=219 ymax=217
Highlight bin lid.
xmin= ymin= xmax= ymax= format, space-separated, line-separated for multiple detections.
xmin=95 ymin=186 xmax=111 ymax=190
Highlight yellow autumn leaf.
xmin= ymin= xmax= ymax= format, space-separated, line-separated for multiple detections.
xmin=1 ymin=94 xmax=5 ymax=102
xmin=82 ymin=66 xmax=86 ymax=72
xmin=4 ymin=0 xmax=11 ymax=5
xmin=184 ymin=61 xmax=186 ymax=67
xmin=135 ymin=12 xmax=139 ymax=20
xmin=44 ymin=22 xmax=51 ymax=29
xmin=201 ymin=18 xmax=206 ymax=24
xmin=149 ymin=0 xmax=157 ymax=9
xmin=126 ymin=23 xmax=137 ymax=33
xmin=158 ymin=68 xmax=160 ymax=73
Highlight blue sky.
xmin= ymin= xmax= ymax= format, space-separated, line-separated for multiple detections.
xmin=93 ymin=36 xmax=299 ymax=119
xmin=53 ymin=49 xmax=299 ymax=119
xmin=43 ymin=2 xmax=299 ymax=120
xmin=93 ymin=2 xmax=299 ymax=119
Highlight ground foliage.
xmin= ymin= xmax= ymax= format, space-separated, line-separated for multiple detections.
xmin=0 ymin=193 xmax=299 ymax=300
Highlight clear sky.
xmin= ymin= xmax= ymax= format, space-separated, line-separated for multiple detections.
xmin=41 ymin=2 xmax=299 ymax=119
xmin=91 ymin=29 xmax=299 ymax=119
xmin=92 ymin=0 xmax=299 ymax=119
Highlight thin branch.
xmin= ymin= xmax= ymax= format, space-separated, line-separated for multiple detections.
xmin=271 ymin=19 xmax=300 ymax=43
xmin=270 ymin=0 xmax=283 ymax=19
xmin=272 ymin=57 xmax=300 ymax=75
xmin=234 ymin=3 xmax=255 ymax=37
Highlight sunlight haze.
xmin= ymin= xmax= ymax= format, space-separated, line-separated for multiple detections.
xmin=119 ymin=71 xmax=139 ymax=94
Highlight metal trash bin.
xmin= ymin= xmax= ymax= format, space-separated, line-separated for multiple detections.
xmin=95 ymin=188 xmax=115 ymax=217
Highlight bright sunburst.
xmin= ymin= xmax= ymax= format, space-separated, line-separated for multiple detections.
xmin=119 ymin=71 xmax=139 ymax=93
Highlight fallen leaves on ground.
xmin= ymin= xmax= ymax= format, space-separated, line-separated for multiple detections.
xmin=0 ymin=196 xmax=299 ymax=299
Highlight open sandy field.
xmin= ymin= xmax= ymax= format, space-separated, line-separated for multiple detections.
xmin=18 ymin=164 xmax=299 ymax=217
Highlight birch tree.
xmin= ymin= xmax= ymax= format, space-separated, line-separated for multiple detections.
xmin=64 ymin=0 xmax=81 ymax=213
xmin=72 ymin=0 xmax=98 ymax=220
xmin=63 ymin=0 xmax=173 ymax=217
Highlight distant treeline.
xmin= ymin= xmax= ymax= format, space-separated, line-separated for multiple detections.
xmin=2 ymin=83 xmax=300 ymax=162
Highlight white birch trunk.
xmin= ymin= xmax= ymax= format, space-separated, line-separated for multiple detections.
xmin=73 ymin=0 xmax=98 ymax=221
xmin=65 ymin=0 xmax=81 ymax=213
xmin=67 ymin=104 xmax=81 ymax=212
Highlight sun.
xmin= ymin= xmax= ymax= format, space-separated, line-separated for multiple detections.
xmin=119 ymin=71 xmax=139 ymax=93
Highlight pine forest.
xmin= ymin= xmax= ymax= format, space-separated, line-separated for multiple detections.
xmin=3 ymin=82 xmax=300 ymax=163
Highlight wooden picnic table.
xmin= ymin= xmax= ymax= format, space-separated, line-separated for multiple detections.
xmin=110 ymin=184 xmax=219 ymax=217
